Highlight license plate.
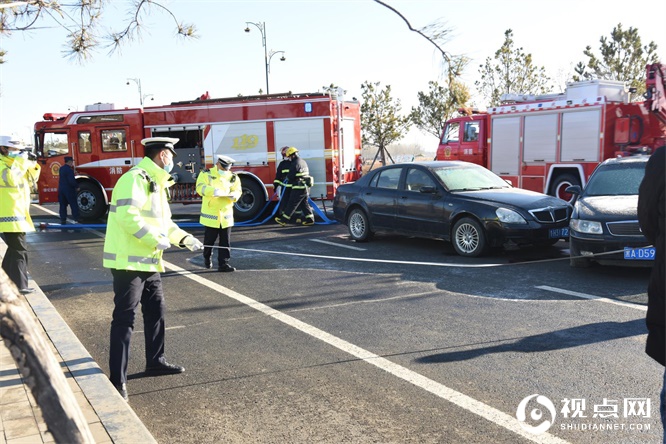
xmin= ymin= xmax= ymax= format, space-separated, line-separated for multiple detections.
xmin=549 ymin=227 xmax=569 ymax=238
xmin=624 ymin=247 xmax=655 ymax=260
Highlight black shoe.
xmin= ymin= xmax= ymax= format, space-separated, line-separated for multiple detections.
xmin=145 ymin=358 xmax=185 ymax=376
xmin=19 ymin=288 xmax=35 ymax=294
xmin=274 ymin=216 xmax=288 ymax=226
xmin=218 ymin=264 xmax=236 ymax=272
xmin=203 ymin=257 xmax=212 ymax=269
xmin=113 ymin=382 xmax=128 ymax=401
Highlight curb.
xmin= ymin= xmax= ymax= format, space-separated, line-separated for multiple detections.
xmin=1 ymin=236 xmax=156 ymax=443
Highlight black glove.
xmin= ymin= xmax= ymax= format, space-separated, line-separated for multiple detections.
xmin=27 ymin=152 xmax=37 ymax=161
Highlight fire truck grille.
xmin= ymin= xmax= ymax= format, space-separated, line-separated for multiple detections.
xmin=606 ymin=221 xmax=643 ymax=236
xmin=529 ymin=207 xmax=569 ymax=223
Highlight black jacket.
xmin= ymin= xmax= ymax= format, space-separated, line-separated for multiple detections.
xmin=638 ymin=146 xmax=666 ymax=366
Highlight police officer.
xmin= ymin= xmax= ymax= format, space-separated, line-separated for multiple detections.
xmin=196 ymin=155 xmax=241 ymax=271
xmin=0 ymin=135 xmax=40 ymax=294
xmin=275 ymin=147 xmax=315 ymax=226
xmin=103 ymin=137 xmax=203 ymax=401
xmin=58 ymin=156 xmax=80 ymax=224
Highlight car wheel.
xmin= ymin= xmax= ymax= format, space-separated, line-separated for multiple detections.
xmin=452 ymin=217 xmax=487 ymax=257
xmin=347 ymin=208 xmax=372 ymax=242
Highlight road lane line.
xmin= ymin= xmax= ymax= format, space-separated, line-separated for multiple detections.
xmin=536 ymin=285 xmax=647 ymax=311
xmin=309 ymin=239 xmax=367 ymax=251
xmin=165 ymin=259 xmax=568 ymax=444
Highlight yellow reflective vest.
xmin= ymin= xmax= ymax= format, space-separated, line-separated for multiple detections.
xmin=196 ymin=168 xmax=242 ymax=229
xmin=103 ymin=157 xmax=190 ymax=272
xmin=0 ymin=155 xmax=40 ymax=233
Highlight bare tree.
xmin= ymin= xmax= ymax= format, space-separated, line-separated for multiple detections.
xmin=0 ymin=0 xmax=197 ymax=63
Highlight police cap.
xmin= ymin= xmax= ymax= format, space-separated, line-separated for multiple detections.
xmin=217 ymin=155 xmax=236 ymax=167
xmin=141 ymin=137 xmax=179 ymax=157
xmin=0 ymin=135 xmax=24 ymax=150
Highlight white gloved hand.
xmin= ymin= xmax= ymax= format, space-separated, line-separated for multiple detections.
xmin=183 ymin=236 xmax=204 ymax=252
xmin=213 ymin=189 xmax=226 ymax=197
xmin=156 ymin=238 xmax=171 ymax=250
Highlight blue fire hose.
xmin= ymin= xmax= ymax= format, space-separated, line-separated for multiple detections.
xmin=37 ymin=187 xmax=336 ymax=230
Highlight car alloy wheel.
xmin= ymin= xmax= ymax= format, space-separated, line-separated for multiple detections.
xmin=452 ymin=217 xmax=486 ymax=257
xmin=347 ymin=208 xmax=372 ymax=242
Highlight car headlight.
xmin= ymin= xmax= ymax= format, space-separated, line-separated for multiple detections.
xmin=496 ymin=207 xmax=527 ymax=224
xmin=570 ymin=219 xmax=603 ymax=234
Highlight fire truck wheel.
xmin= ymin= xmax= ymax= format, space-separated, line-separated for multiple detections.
xmin=347 ymin=208 xmax=373 ymax=242
xmin=76 ymin=181 xmax=107 ymax=221
xmin=549 ymin=174 xmax=580 ymax=202
xmin=452 ymin=217 xmax=487 ymax=257
xmin=234 ymin=179 xmax=266 ymax=222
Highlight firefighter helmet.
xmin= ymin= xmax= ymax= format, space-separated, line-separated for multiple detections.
xmin=285 ymin=147 xmax=298 ymax=157
xmin=280 ymin=146 xmax=289 ymax=157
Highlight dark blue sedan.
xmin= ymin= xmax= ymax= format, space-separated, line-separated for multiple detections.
xmin=333 ymin=161 xmax=571 ymax=257
xmin=567 ymin=155 xmax=652 ymax=267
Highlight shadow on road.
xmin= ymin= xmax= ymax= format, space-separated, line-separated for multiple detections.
xmin=415 ymin=318 xmax=646 ymax=363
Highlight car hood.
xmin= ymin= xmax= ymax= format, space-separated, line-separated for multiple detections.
xmin=574 ymin=195 xmax=638 ymax=220
xmin=456 ymin=188 xmax=567 ymax=210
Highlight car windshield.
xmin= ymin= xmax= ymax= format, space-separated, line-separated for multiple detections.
xmin=583 ymin=162 xmax=647 ymax=197
xmin=432 ymin=164 xmax=511 ymax=191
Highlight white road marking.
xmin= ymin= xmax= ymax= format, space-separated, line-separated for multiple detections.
xmin=164 ymin=259 xmax=569 ymax=444
xmin=309 ymin=239 xmax=366 ymax=251
xmin=536 ymin=285 xmax=647 ymax=311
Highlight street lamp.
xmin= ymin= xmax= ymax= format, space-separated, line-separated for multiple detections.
xmin=244 ymin=21 xmax=286 ymax=95
xmin=126 ymin=78 xmax=154 ymax=107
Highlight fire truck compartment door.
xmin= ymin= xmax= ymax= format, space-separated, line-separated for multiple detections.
xmin=490 ymin=116 xmax=520 ymax=176
xmin=274 ymin=119 xmax=326 ymax=198
xmin=560 ymin=108 xmax=601 ymax=162
xmin=523 ymin=113 xmax=557 ymax=163
xmin=206 ymin=122 xmax=268 ymax=166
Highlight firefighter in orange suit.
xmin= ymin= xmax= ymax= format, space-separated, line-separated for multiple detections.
xmin=196 ymin=155 xmax=242 ymax=271
xmin=0 ymin=135 xmax=40 ymax=294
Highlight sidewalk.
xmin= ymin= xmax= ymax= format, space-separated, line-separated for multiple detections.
xmin=0 ymin=239 xmax=156 ymax=443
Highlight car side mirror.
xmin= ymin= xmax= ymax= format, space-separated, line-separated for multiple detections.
xmin=565 ymin=185 xmax=582 ymax=195
xmin=419 ymin=186 xmax=437 ymax=194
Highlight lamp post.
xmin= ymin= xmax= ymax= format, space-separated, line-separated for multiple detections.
xmin=126 ymin=78 xmax=154 ymax=106
xmin=244 ymin=21 xmax=286 ymax=95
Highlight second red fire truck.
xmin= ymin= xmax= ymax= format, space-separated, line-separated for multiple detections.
xmin=435 ymin=63 xmax=666 ymax=200
xmin=33 ymin=90 xmax=362 ymax=221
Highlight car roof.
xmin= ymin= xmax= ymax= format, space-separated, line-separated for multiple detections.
xmin=598 ymin=155 xmax=651 ymax=166
xmin=374 ymin=161 xmax=477 ymax=169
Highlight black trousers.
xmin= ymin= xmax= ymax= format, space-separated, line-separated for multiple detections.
xmin=109 ymin=269 xmax=166 ymax=385
xmin=203 ymin=226 xmax=231 ymax=266
xmin=1 ymin=232 xmax=29 ymax=290
xmin=282 ymin=188 xmax=313 ymax=220
xmin=58 ymin=188 xmax=79 ymax=223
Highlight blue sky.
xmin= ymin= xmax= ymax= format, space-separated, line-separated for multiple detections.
xmin=1 ymin=0 xmax=665 ymax=151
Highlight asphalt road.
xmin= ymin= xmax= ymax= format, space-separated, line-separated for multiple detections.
xmin=26 ymin=203 xmax=662 ymax=444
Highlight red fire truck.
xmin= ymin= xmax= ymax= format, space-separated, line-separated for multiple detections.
xmin=435 ymin=63 xmax=666 ymax=200
xmin=33 ymin=91 xmax=362 ymax=221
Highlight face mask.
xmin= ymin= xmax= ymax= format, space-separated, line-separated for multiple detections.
xmin=7 ymin=151 xmax=20 ymax=158
xmin=162 ymin=153 xmax=174 ymax=173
